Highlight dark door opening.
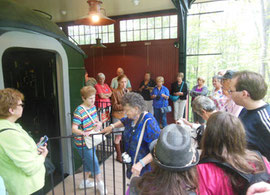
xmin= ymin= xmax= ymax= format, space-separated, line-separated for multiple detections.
xmin=2 ymin=47 xmax=62 ymax=192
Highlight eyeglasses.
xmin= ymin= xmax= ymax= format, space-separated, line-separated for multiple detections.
xmin=18 ymin=103 xmax=24 ymax=108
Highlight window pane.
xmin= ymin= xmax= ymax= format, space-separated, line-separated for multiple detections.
xmin=148 ymin=29 xmax=154 ymax=40
xmin=74 ymin=26 xmax=79 ymax=35
xmin=155 ymin=17 xmax=162 ymax=28
xmin=127 ymin=31 xmax=133 ymax=41
xmin=163 ymin=28 xmax=170 ymax=39
xmin=68 ymin=27 xmax=73 ymax=36
xmin=141 ymin=18 xmax=147 ymax=29
xmin=79 ymin=26 xmax=84 ymax=35
xmin=162 ymin=16 xmax=170 ymax=27
xmin=127 ymin=20 xmax=133 ymax=30
xmin=134 ymin=19 xmax=140 ymax=30
xmin=102 ymin=33 xmax=108 ymax=43
xmin=108 ymin=24 xmax=114 ymax=32
xmin=79 ymin=36 xmax=84 ymax=44
xmin=109 ymin=33 xmax=114 ymax=43
xmin=98 ymin=26 xmax=102 ymax=33
xmin=170 ymin=27 xmax=177 ymax=38
xmin=85 ymin=26 xmax=90 ymax=34
xmin=90 ymin=26 xmax=96 ymax=34
xmin=170 ymin=15 xmax=178 ymax=27
xmin=102 ymin=26 xmax=108 ymax=33
xmin=141 ymin=30 xmax=147 ymax=40
xmin=121 ymin=32 xmax=127 ymax=42
xmin=120 ymin=20 xmax=126 ymax=31
xmin=148 ymin=17 xmax=154 ymax=29
xmin=85 ymin=35 xmax=90 ymax=44
xmin=91 ymin=34 xmax=96 ymax=44
xmin=155 ymin=28 xmax=162 ymax=40
xmin=134 ymin=30 xmax=140 ymax=41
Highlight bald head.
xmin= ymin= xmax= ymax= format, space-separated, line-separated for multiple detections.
xmin=117 ymin=67 xmax=124 ymax=76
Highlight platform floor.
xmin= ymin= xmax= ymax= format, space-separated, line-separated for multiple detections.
xmin=47 ymin=153 xmax=128 ymax=195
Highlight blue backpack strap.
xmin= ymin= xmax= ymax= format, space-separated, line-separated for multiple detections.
xmin=179 ymin=81 xmax=184 ymax=92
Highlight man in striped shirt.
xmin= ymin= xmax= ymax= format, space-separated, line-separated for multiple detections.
xmin=230 ymin=71 xmax=270 ymax=161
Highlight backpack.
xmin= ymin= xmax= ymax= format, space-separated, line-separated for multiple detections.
xmin=199 ymin=153 xmax=270 ymax=195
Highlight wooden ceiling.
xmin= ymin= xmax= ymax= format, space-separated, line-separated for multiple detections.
xmin=13 ymin=0 xmax=209 ymax=23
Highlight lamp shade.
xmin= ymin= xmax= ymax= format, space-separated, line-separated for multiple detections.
xmin=91 ymin=38 xmax=106 ymax=48
xmin=75 ymin=0 xmax=115 ymax=26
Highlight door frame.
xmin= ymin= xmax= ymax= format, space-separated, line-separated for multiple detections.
xmin=0 ymin=30 xmax=73 ymax=174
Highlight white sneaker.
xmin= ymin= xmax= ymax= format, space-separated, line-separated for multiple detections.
xmin=96 ymin=180 xmax=108 ymax=195
xmin=79 ymin=179 xmax=95 ymax=189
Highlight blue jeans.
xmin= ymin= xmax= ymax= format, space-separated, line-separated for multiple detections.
xmin=76 ymin=146 xmax=100 ymax=175
xmin=154 ymin=108 xmax=167 ymax=128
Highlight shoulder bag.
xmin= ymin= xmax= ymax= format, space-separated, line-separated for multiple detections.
xmin=127 ymin=114 xmax=151 ymax=179
xmin=81 ymin=106 xmax=106 ymax=149
xmin=170 ymin=81 xmax=185 ymax=102
xmin=160 ymin=98 xmax=172 ymax=114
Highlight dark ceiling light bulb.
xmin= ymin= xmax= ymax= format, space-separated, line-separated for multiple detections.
xmin=91 ymin=38 xmax=106 ymax=48
xmin=75 ymin=0 xmax=115 ymax=26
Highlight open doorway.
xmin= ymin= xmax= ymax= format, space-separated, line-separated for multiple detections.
xmin=2 ymin=47 xmax=60 ymax=138
xmin=2 ymin=47 xmax=62 ymax=191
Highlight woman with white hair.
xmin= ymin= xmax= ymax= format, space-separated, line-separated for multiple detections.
xmin=95 ymin=73 xmax=112 ymax=108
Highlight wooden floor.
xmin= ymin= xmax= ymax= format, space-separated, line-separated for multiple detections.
xmin=47 ymin=153 xmax=128 ymax=195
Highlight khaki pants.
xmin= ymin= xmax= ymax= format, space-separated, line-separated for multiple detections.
xmin=173 ymin=99 xmax=186 ymax=121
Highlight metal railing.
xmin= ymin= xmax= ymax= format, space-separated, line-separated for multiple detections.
xmin=42 ymin=101 xmax=127 ymax=195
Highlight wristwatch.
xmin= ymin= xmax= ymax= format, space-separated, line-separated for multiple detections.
xmin=110 ymin=124 xmax=115 ymax=129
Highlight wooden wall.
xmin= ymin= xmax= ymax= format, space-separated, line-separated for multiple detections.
xmin=81 ymin=39 xmax=179 ymax=91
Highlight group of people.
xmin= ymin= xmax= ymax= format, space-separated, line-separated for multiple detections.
xmin=124 ymin=70 xmax=270 ymax=195
xmin=1 ymin=68 xmax=270 ymax=195
xmin=84 ymin=68 xmax=270 ymax=194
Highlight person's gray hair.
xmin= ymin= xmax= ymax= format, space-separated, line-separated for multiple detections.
xmin=121 ymin=92 xmax=146 ymax=112
xmin=97 ymin=72 xmax=105 ymax=79
xmin=192 ymin=96 xmax=216 ymax=115
xmin=212 ymin=75 xmax=222 ymax=81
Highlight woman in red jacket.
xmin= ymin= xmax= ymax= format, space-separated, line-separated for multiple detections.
xmin=197 ymin=112 xmax=270 ymax=195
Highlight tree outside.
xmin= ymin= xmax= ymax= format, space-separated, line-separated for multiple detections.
xmin=186 ymin=0 xmax=270 ymax=120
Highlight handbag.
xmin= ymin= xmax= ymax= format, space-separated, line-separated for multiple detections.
xmin=169 ymin=81 xmax=185 ymax=102
xmin=160 ymin=98 xmax=172 ymax=113
xmin=81 ymin=106 xmax=106 ymax=149
xmin=160 ymin=105 xmax=172 ymax=113
xmin=127 ymin=114 xmax=151 ymax=179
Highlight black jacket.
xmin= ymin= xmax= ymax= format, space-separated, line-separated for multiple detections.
xmin=170 ymin=81 xmax=188 ymax=100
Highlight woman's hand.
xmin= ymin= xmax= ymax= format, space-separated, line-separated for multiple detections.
xmin=246 ymin=182 xmax=270 ymax=195
xmin=100 ymin=126 xmax=113 ymax=135
xmin=151 ymin=95 xmax=157 ymax=99
xmin=132 ymin=162 xmax=143 ymax=176
xmin=37 ymin=143 xmax=48 ymax=158
xmin=161 ymin=94 xmax=168 ymax=99
xmin=95 ymin=121 xmax=103 ymax=131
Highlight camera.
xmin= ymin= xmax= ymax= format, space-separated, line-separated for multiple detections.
xmin=156 ymin=95 xmax=161 ymax=100
xmin=122 ymin=152 xmax=131 ymax=164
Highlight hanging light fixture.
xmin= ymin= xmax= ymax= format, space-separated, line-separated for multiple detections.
xmin=75 ymin=0 xmax=115 ymax=26
xmin=91 ymin=38 xmax=106 ymax=48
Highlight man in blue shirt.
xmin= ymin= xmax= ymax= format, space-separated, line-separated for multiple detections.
xmin=230 ymin=71 xmax=270 ymax=160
